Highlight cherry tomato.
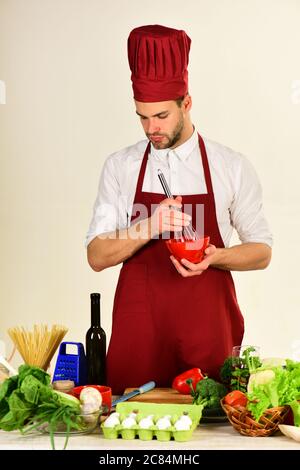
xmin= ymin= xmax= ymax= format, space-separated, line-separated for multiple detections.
xmin=224 ymin=390 xmax=248 ymax=407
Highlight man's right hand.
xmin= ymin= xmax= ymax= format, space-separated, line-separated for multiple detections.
xmin=150 ymin=196 xmax=192 ymax=238
xmin=88 ymin=196 xmax=192 ymax=271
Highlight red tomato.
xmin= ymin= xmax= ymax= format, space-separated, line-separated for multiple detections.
xmin=224 ymin=390 xmax=248 ymax=407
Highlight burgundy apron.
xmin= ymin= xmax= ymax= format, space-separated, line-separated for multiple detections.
xmin=106 ymin=134 xmax=244 ymax=394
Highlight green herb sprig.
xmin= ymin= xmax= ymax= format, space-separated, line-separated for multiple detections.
xmin=220 ymin=346 xmax=262 ymax=393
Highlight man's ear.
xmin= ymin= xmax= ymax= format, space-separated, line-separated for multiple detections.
xmin=183 ymin=94 xmax=192 ymax=113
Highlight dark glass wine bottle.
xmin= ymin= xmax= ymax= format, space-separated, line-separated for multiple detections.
xmin=86 ymin=293 xmax=106 ymax=384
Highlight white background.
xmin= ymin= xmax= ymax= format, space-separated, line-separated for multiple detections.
xmin=0 ymin=0 xmax=300 ymax=370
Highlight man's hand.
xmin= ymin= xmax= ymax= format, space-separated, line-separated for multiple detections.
xmin=150 ymin=195 xmax=192 ymax=238
xmin=170 ymin=244 xmax=217 ymax=277
xmin=170 ymin=242 xmax=272 ymax=275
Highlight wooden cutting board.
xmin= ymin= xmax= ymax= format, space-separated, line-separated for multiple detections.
xmin=124 ymin=387 xmax=193 ymax=404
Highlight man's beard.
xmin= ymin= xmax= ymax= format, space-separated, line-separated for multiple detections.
xmin=147 ymin=113 xmax=184 ymax=149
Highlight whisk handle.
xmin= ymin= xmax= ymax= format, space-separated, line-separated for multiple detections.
xmin=157 ymin=169 xmax=173 ymax=199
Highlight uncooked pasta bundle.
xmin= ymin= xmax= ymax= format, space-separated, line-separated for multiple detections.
xmin=8 ymin=324 xmax=68 ymax=370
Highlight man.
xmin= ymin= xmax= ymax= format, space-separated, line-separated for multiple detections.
xmin=86 ymin=25 xmax=272 ymax=394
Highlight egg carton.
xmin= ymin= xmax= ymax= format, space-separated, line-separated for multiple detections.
xmin=101 ymin=402 xmax=203 ymax=442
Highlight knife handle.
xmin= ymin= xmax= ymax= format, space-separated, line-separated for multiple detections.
xmin=139 ymin=381 xmax=156 ymax=393
xmin=111 ymin=381 xmax=156 ymax=408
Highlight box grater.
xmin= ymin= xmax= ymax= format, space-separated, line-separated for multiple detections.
xmin=52 ymin=342 xmax=87 ymax=386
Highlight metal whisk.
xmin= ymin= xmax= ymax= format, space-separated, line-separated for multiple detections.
xmin=157 ymin=169 xmax=199 ymax=240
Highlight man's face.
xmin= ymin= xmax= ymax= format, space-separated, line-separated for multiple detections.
xmin=135 ymin=99 xmax=185 ymax=149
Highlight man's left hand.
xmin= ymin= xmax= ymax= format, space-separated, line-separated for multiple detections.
xmin=170 ymin=244 xmax=218 ymax=277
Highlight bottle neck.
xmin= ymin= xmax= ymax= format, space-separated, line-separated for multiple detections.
xmin=91 ymin=295 xmax=100 ymax=327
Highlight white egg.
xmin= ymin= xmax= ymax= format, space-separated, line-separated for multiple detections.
xmin=156 ymin=415 xmax=172 ymax=430
xmin=139 ymin=415 xmax=154 ymax=429
xmin=104 ymin=413 xmax=120 ymax=428
xmin=122 ymin=416 xmax=137 ymax=428
xmin=179 ymin=414 xmax=192 ymax=427
xmin=174 ymin=417 xmax=191 ymax=431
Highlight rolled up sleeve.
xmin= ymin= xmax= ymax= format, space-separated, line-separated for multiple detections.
xmin=85 ymin=157 xmax=127 ymax=247
xmin=229 ymin=155 xmax=273 ymax=248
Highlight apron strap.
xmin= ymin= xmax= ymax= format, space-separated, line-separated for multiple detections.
xmin=198 ymin=133 xmax=214 ymax=195
xmin=134 ymin=141 xmax=151 ymax=199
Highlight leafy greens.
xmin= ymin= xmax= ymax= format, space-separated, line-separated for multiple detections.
xmin=0 ymin=364 xmax=86 ymax=449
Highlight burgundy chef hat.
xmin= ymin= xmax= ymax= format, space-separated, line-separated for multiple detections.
xmin=127 ymin=24 xmax=191 ymax=102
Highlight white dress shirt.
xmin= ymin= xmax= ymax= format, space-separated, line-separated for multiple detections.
xmin=85 ymin=129 xmax=273 ymax=248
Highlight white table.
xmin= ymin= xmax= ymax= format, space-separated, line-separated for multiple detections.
xmin=0 ymin=422 xmax=299 ymax=450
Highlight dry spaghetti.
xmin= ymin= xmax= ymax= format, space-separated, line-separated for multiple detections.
xmin=8 ymin=324 xmax=68 ymax=370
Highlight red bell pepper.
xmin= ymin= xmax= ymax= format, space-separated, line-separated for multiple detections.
xmin=172 ymin=368 xmax=204 ymax=395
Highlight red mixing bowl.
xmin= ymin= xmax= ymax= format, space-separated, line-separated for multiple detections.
xmin=166 ymin=236 xmax=210 ymax=264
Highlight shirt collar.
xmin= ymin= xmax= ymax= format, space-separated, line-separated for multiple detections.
xmin=150 ymin=127 xmax=198 ymax=162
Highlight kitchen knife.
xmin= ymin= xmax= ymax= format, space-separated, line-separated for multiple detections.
xmin=111 ymin=381 xmax=155 ymax=408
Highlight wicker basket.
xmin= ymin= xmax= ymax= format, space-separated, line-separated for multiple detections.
xmin=220 ymin=398 xmax=289 ymax=437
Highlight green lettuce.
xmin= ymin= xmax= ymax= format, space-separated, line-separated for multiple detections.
xmin=0 ymin=364 xmax=82 ymax=449
xmin=246 ymin=361 xmax=300 ymax=423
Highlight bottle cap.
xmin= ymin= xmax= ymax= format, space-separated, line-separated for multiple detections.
xmin=91 ymin=293 xmax=100 ymax=303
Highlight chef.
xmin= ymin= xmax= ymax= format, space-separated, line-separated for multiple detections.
xmin=86 ymin=25 xmax=272 ymax=394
